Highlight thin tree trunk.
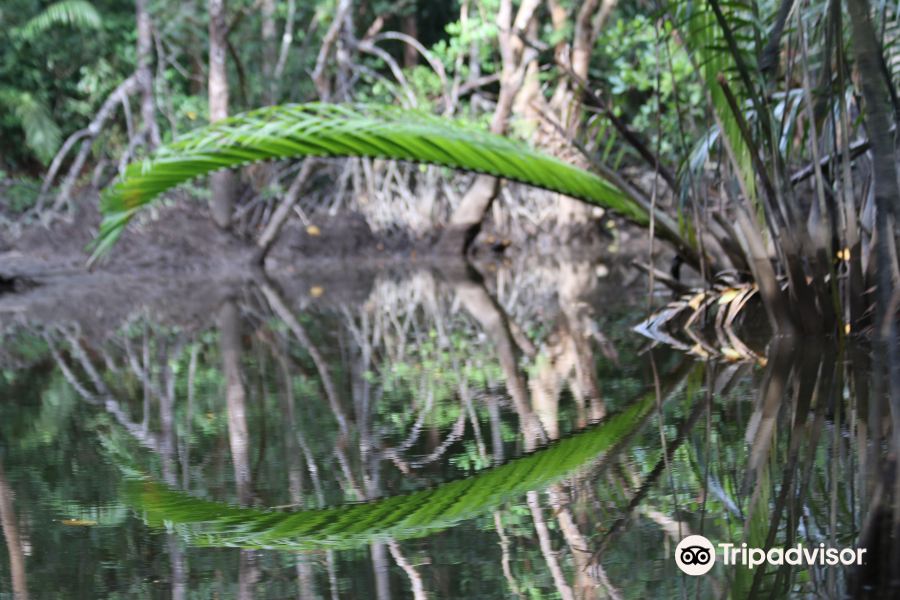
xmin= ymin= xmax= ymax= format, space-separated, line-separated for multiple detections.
xmin=846 ymin=0 xmax=900 ymax=423
xmin=136 ymin=0 xmax=160 ymax=148
xmin=371 ymin=542 xmax=392 ymax=600
xmin=209 ymin=0 xmax=235 ymax=228
xmin=219 ymin=301 xmax=252 ymax=505
xmin=436 ymin=0 xmax=541 ymax=254
xmin=454 ymin=276 xmax=544 ymax=450
xmin=312 ymin=0 xmax=352 ymax=100
xmin=261 ymin=0 xmax=277 ymax=104
xmin=401 ymin=13 xmax=419 ymax=68
xmin=527 ymin=491 xmax=575 ymax=600
xmin=0 ymin=461 xmax=28 ymax=600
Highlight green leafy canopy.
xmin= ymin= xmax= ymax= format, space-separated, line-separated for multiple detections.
xmin=93 ymin=102 xmax=651 ymax=260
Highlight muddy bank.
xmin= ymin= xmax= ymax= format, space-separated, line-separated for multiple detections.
xmin=1 ymin=191 xmax=654 ymax=276
xmin=0 ymin=193 xmax=674 ymax=338
xmin=1 ymin=195 xmax=406 ymax=278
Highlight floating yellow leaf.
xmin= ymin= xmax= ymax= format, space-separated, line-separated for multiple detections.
xmin=717 ymin=288 xmax=742 ymax=305
xmin=310 ymin=286 xmax=324 ymax=297
xmin=688 ymin=343 xmax=709 ymax=358
xmin=844 ymin=323 xmax=851 ymax=335
xmin=185 ymin=111 xmax=197 ymax=121
xmin=721 ymin=347 xmax=742 ymax=361
xmin=306 ymin=225 xmax=321 ymax=236
xmin=61 ymin=519 xmax=97 ymax=527
xmin=687 ymin=292 xmax=706 ymax=311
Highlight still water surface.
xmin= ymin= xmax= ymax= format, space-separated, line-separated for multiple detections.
xmin=0 ymin=258 xmax=893 ymax=598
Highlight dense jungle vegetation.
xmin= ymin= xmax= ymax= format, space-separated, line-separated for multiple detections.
xmin=2 ymin=0 xmax=898 ymax=342
xmin=2 ymin=1 xmax=900 ymax=597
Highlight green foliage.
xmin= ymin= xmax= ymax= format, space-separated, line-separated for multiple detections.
xmin=127 ymin=388 xmax=659 ymax=550
xmin=592 ymin=16 xmax=704 ymax=161
xmin=673 ymin=0 xmax=759 ymax=196
xmin=18 ymin=0 xmax=102 ymax=39
xmin=93 ymin=102 xmax=649 ymax=259
xmin=0 ymin=0 xmax=134 ymax=170
xmin=0 ymin=173 xmax=43 ymax=213
xmin=0 ymin=89 xmax=62 ymax=163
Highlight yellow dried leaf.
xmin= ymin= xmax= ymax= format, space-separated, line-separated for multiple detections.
xmin=61 ymin=519 xmax=97 ymax=527
xmin=688 ymin=343 xmax=709 ymax=358
xmin=721 ymin=347 xmax=742 ymax=361
xmin=687 ymin=292 xmax=706 ymax=311
xmin=717 ymin=288 xmax=742 ymax=305
xmin=837 ymin=248 xmax=851 ymax=261
xmin=306 ymin=225 xmax=321 ymax=236
xmin=844 ymin=323 xmax=851 ymax=335
xmin=310 ymin=286 xmax=324 ymax=297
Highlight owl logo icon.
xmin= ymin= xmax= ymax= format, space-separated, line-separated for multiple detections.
xmin=675 ymin=535 xmax=716 ymax=575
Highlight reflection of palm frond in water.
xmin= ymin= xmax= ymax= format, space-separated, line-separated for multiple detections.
xmin=126 ymin=383 xmax=672 ymax=551
xmin=633 ymin=283 xmax=767 ymax=363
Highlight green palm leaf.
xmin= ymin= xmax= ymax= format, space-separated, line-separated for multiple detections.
xmin=19 ymin=0 xmax=102 ymax=39
xmin=0 ymin=89 xmax=61 ymax=164
xmin=125 ymin=376 xmax=687 ymax=551
xmin=93 ymin=103 xmax=652 ymax=260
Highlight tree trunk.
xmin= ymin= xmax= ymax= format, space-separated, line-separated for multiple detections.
xmin=401 ymin=12 xmax=418 ymax=68
xmin=218 ymin=301 xmax=252 ymax=506
xmin=0 ymin=461 xmax=28 ymax=600
xmin=209 ymin=0 xmax=235 ymax=228
xmin=261 ymin=0 xmax=277 ymax=104
xmin=846 ymin=0 xmax=900 ymax=492
xmin=136 ymin=0 xmax=160 ymax=148
xmin=436 ymin=0 xmax=541 ymax=255
xmin=544 ymin=0 xmax=614 ymax=226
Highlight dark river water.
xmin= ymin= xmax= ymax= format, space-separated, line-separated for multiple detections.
xmin=0 ymin=257 xmax=895 ymax=598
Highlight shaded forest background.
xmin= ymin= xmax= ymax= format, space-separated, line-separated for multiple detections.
xmin=1 ymin=0 xmax=703 ymax=238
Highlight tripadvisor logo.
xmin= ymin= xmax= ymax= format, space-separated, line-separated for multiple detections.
xmin=674 ymin=535 xmax=867 ymax=576
xmin=675 ymin=535 xmax=716 ymax=576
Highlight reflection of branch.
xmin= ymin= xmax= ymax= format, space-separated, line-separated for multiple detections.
xmin=47 ymin=334 xmax=163 ymax=453
xmin=0 ymin=461 xmax=29 ymax=600
xmin=592 ymin=384 xmax=707 ymax=555
xmin=493 ymin=511 xmax=524 ymax=600
xmin=182 ymin=345 xmax=198 ymax=489
xmin=527 ymin=490 xmax=574 ymax=600
xmin=272 ymin=335 xmax=326 ymax=506
xmin=747 ymin=348 xmax=831 ymax=597
xmin=381 ymin=387 xmax=435 ymax=471
xmin=409 ymin=412 xmax=466 ymax=469
xmin=219 ymin=302 xmax=252 ymax=506
xmin=454 ymin=277 xmax=547 ymax=449
xmin=388 ymin=540 xmax=428 ymax=600
xmin=260 ymin=283 xmax=349 ymax=437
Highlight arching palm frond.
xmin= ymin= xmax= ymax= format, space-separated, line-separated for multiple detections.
xmin=125 ymin=381 xmax=679 ymax=551
xmin=93 ymin=103 xmax=655 ymax=260
xmin=19 ymin=0 xmax=102 ymax=39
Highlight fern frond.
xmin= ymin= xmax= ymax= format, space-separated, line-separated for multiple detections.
xmin=0 ymin=89 xmax=61 ymax=163
xmin=20 ymin=0 xmax=101 ymax=39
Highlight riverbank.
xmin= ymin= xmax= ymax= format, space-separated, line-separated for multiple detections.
xmin=0 ymin=193 xmax=670 ymax=338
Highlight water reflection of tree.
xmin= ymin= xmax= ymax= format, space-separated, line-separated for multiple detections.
xmin=0 ymin=460 xmax=29 ymax=599
xmin=2 ymin=258 xmax=897 ymax=598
